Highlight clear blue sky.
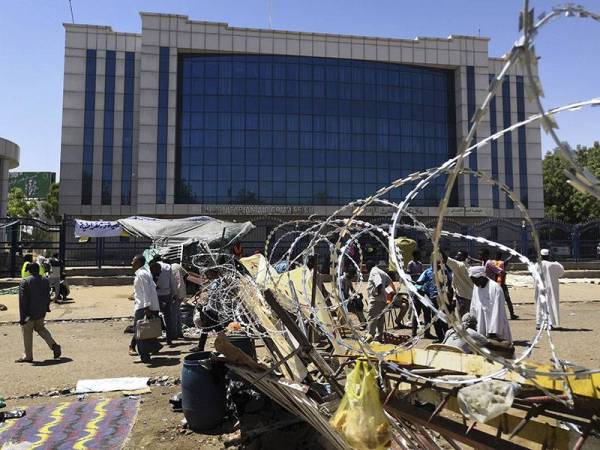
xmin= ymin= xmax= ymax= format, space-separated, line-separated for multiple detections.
xmin=1 ymin=0 xmax=598 ymax=177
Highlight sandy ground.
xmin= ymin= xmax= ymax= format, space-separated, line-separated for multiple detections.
xmin=1 ymin=283 xmax=599 ymax=396
xmin=0 ymin=282 xmax=599 ymax=448
xmin=0 ymin=285 xmax=133 ymax=323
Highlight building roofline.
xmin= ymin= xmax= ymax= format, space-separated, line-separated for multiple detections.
xmin=138 ymin=12 xmax=490 ymax=43
xmin=63 ymin=23 xmax=142 ymax=37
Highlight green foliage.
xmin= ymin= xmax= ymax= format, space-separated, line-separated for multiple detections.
xmin=543 ymin=142 xmax=600 ymax=223
xmin=41 ymin=183 xmax=60 ymax=223
xmin=7 ymin=187 xmax=38 ymax=219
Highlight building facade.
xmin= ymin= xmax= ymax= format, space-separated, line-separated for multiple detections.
xmin=59 ymin=14 xmax=543 ymax=224
xmin=0 ymin=137 xmax=20 ymax=217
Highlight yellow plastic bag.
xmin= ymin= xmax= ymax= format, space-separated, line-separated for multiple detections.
xmin=330 ymin=361 xmax=391 ymax=450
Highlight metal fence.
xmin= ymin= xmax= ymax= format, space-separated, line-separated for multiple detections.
xmin=240 ymin=217 xmax=600 ymax=263
xmin=0 ymin=217 xmax=598 ymax=277
xmin=0 ymin=218 xmax=150 ymax=277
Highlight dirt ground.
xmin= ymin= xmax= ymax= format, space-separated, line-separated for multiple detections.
xmin=0 ymin=282 xmax=599 ymax=448
xmin=0 ymin=285 xmax=133 ymax=323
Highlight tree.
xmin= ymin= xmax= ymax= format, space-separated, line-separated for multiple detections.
xmin=7 ymin=187 xmax=38 ymax=219
xmin=41 ymin=183 xmax=60 ymax=223
xmin=543 ymin=142 xmax=600 ymax=223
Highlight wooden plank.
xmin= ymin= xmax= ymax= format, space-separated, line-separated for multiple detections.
xmin=411 ymin=388 xmax=576 ymax=449
xmin=237 ymin=276 xmax=308 ymax=381
xmin=385 ymin=399 xmax=530 ymax=450
xmin=352 ymin=343 xmax=600 ymax=401
xmin=263 ymin=289 xmax=344 ymax=396
xmin=240 ymin=254 xmax=344 ymax=354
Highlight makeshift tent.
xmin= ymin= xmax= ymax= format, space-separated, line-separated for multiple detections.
xmin=74 ymin=216 xmax=255 ymax=248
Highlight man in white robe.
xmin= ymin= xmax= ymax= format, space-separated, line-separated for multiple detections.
xmin=468 ymin=266 xmax=512 ymax=342
xmin=535 ymin=249 xmax=564 ymax=329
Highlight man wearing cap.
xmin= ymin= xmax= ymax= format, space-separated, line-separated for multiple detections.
xmin=442 ymin=313 xmax=513 ymax=355
xmin=367 ymin=260 xmax=395 ymax=342
xmin=446 ymin=250 xmax=473 ymax=317
xmin=468 ymin=266 xmax=512 ymax=342
xmin=535 ymin=249 xmax=564 ymax=329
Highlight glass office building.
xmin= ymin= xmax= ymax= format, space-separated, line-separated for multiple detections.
xmin=176 ymin=54 xmax=455 ymax=207
xmin=60 ymin=14 xmax=543 ymax=223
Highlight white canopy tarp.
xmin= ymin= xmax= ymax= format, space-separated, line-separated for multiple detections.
xmin=74 ymin=216 xmax=255 ymax=248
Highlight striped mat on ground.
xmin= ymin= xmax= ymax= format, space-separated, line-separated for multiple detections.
xmin=0 ymin=397 xmax=139 ymax=449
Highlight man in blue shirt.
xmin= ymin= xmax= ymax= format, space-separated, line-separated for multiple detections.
xmin=415 ymin=253 xmax=454 ymax=342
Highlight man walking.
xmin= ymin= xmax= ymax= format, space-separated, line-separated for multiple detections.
xmin=15 ymin=263 xmax=61 ymax=363
xmin=367 ymin=260 xmax=395 ymax=342
xmin=129 ymin=255 xmax=161 ymax=363
xmin=535 ymin=249 xmax=565 ymax=329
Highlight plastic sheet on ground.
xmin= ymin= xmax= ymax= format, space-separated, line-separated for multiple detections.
xmin=75 ymin=377 xmax=150 ymax=394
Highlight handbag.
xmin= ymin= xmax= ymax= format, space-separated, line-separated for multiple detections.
xmin=136 ymin=316 xmax=162 ymax=340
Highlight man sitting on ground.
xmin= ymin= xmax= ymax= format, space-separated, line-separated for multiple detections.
xmin=443 ymin=312 xmax=513 ymax=355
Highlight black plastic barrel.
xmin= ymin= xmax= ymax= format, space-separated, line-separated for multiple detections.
xmin=181 ymin=352 xmax=226 ymax=430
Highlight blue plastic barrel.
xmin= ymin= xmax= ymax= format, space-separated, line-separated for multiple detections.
xmin=181 ymin=351 xmax=226 ymax=430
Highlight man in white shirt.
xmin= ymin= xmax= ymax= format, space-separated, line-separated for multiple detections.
xmin=171 ymin=262 xmax=188 ymax=338
xmin=446 ymin=250 xmax=473 ymax=317
xmin=129 ymin=255 xmax=161 ymax=363
xmin=150 ymin=259 xmax=177 ymax=345
xmin=367 ymin=261 xmax=395 ymax=342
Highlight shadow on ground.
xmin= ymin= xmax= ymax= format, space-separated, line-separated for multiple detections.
xmin=33 ymin=357 xmax=74 ymax=366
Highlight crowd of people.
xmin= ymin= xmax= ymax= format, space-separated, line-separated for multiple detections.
xmin=14 ymin=242 xmax=566 ymax=363
xmin=358 ymin=246 xmax=564 ymax=355
xmin=129 ymin=255 xmax=188 ymax=363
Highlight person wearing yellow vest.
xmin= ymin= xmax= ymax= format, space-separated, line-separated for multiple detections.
xmin=21 ymin=254 xmax=46 ymax=278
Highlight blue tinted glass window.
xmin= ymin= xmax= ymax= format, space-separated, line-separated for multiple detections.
xmin=156 ymin=47 xmax=169 ymax=204
xmin=122 ymin=51 xmax=135 ymax=205
xmin=502 ymin=76 xmax=514 ymax=209
xmin=101 ymin=50 xmax=116 ymax=205
xmin=466 ymin=66 xmax=478 ymax=206
xmin=489 ymin=74 xmax=500 ymax=209
xmin=516 ymin=75 xmax=528 ymax=207
xmin=175 ymin=54 xmax=456 ymax=206
xmin=82 ymin=49 xmax=96 ymax=204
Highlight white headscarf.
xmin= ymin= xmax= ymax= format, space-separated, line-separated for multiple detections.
xmin=468 ymin=266 xmax=486 ymax=278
